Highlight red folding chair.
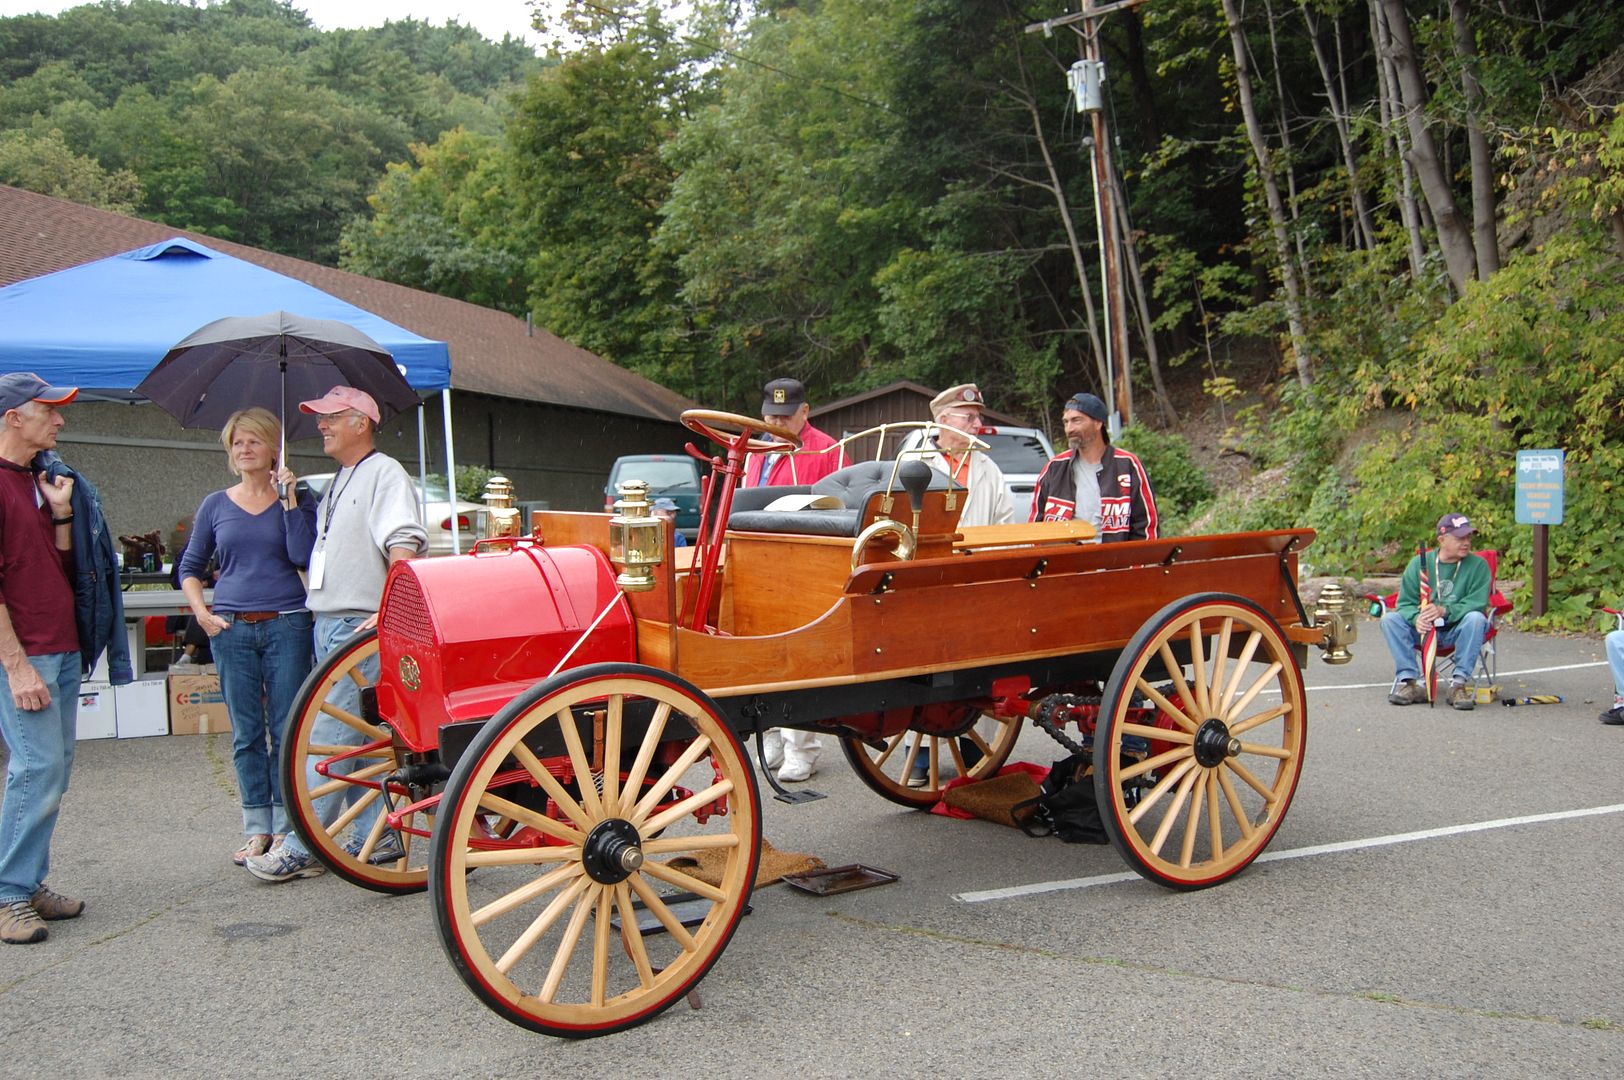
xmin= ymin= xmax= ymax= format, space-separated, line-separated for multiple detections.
xmin=1364 ymin=549 xmax=1514 ymax=685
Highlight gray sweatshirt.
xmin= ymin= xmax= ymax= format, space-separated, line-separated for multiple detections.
xmin=308 ymin=451 xmax=427 ymax=617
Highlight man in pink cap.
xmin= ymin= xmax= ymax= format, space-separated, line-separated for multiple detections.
xmin=245 ymin=385 xmax=427 ymax=882
xmin=0 ymin=373 xmax=88 ymax=943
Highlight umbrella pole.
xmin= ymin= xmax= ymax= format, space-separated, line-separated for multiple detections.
xmin=278 ymin=342 xmax=288 ymax=499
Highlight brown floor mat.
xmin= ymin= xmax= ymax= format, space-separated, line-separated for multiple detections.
xmin=661 ymin=838 xmax=824 ymax=888
xmin=942 ymin=770 xmax=1043 ymax=829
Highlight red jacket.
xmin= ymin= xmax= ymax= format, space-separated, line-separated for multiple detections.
xmin=1029 ymin=445 xmax=1158 ymax=542
xmin=743 ymin=421 xmax=849 ymax=487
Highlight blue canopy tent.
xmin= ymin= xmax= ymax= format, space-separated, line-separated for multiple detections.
xmin=0 ymin=237 xmax=466 ymax=548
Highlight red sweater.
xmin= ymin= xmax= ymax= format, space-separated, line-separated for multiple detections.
xmin=743 ymin=422 xmax=849 ymax=487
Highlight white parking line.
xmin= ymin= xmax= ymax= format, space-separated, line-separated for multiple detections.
xmin=1301 ymin=660 xmax=1606 ymax=693
xmin=954 ymin=803 xmax=1624 ymax=903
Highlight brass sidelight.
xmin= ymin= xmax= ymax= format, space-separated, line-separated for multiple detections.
xmin=482 ymin=474 xmax=521 ymax=540
xmin=1314 ymin=581 xmax=1358 ymax=664
xmin=608 ymin=479 xmax=665 ymax=592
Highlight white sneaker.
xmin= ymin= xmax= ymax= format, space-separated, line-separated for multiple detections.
xmin=777 ymin=755 xmax=816 ymax=783
xmin=761 ymin=729 xmax=784 ymax=770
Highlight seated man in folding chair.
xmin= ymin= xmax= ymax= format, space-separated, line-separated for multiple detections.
xmin=1602 ymin=612 xmax=1624 ymax=726
xmin=1383 ymin=513 xmax=1493 ymax=710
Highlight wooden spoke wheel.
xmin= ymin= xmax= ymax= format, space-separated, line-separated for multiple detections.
xmin=1095 ymin=594 xmax=1307 ymax=890
xmin=280 ymin=630 xmax=433 ymax=894
xmin=680 ymin=409 xmax=798 ymax=455
xmin=430 ymin=663 xmax=761 ymax=1038
xmin=840 ymin=705 xmax=1021 ymax=809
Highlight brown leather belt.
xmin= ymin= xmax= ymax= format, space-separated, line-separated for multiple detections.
xmin=233 ymin=611 xmax=283 ymax=624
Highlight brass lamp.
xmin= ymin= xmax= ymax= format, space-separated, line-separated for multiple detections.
xmin=609 ymin=479 xmax=665 ymax=592
xmin=1313 ymin=581 xmax=1358 ymax=665
xmin=482 ymin=475 xmax=521 ymax=540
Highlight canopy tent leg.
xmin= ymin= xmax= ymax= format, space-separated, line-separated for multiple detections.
xmin=416 ymin=400 xmax=431 ymax=534
xmin=443 ymin=388 xmax=460 ymax=554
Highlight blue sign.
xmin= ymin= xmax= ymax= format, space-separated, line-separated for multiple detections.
xmin=1515 ymin=449 xmax=1564 ymax=525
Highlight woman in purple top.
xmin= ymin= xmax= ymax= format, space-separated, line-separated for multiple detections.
xmin=179 ymin=408 xmax=318 ymax=865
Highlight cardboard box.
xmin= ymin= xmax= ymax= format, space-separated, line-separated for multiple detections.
xmin=169 ymin=672 xmax=231 ymax=735
xmin=76 ymin=681 xmax=116 ymax=740
xmin=114 ymin=677 xmax=169 ymax=738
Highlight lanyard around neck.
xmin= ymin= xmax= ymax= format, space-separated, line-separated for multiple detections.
xmin=320 ymin=450 xmax=378 ymax=538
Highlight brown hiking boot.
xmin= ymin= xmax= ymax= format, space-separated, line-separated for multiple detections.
xmin=30 ymin=884 xmax=84 ymax=920
xmin=1449 ymin=682 xmax=1476 ymax=711
xmin=1388 ymin=680 xmax=1428 ymax=706
xmin=2 ymin=900 xmax=48 ymax=944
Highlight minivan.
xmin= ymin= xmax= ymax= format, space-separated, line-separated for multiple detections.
xmin=603 ymin=454 xmax=704 ymax=537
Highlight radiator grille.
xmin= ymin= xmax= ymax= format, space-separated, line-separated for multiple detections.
xmin=381 ymin=573 xmax=433 ymax=645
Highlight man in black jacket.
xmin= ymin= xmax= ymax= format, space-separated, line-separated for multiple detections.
xmin=1029 ymin=392 xmax=1158 ymax=542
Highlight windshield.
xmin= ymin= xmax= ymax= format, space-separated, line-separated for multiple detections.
xmin=979 ymin=432 xmax=1053 ymax=475
xmin=613 ymin=460 xmax=698 ymax=492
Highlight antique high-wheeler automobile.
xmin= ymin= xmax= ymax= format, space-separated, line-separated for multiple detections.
xmin=279 ymin=409 xmax=1358 ymax=1038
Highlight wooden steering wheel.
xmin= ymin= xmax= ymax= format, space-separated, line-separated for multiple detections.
xmin=681 ymin=409 xmax=799 ymax=455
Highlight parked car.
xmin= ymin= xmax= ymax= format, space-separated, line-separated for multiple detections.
xmin=298 ymin=473 xmax=483 ymax=557
xmin=896 ymin=425 xmax=1056 ymax=521
xmin=603 ymin=454 xmax=703 ymax=537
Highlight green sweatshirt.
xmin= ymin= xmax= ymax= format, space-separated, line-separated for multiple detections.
xmin=1395 ymin=549 xmax=1492 ymax=629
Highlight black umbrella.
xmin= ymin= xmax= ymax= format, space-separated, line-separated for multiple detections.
xmin=137 ymin=310 xmax=420 ymax=449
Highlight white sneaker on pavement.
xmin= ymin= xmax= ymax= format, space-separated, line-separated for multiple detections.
xmin=776 ymin=755 xmax=816 ymax=783
xmin=761 ymin=729 xmax=784 ymax=770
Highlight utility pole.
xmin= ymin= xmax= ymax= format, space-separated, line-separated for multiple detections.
xmin=1027 ymin=0 xmax=1150 ymax=434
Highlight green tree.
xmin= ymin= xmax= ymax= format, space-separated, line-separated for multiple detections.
xmin=339 ymin=127 xmax=528 ymax=312
xmin=0 ymin=126 xmax=141 ymax=212
xmin=506 ymin=5 xmax=705 ymax=385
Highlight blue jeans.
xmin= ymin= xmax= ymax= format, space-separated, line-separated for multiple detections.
xmin=0 ymin=652 xmax=80 ymax=905
xmin=211 ymin=611 xmax=315 ymax=836
xmin=285 ymin=615 xmax=379 ymax=858
xmin=1606 ymin=630 xmax=1624 ymax=702
xmin=1381 ymin=608 xmax=1489 ymax=686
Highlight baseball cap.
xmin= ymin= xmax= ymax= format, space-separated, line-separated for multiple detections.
xmin=298 ymin=385 xmax=381 ymax=424
xmin=651 ymin=497 xmax=679 ymax=512
xmin=1064 ymin=392 xmax=1108 ymax=423
xmin=930 ymin=383 xmax=984 ymax=417
xmin=761 ymin=378 xmax=807 ymax=417
xmin=1437 ymin=513 xmax=1475 ymax=538
xmin=0 ymin=372 xmax=78 ymax=413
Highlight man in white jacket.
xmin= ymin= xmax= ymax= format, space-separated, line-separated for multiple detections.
xmin=923 ymin=384 xmax=1015 ymax=528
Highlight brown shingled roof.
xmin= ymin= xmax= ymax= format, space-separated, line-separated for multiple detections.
xmin=0 ymin=185 xmax=694 ymax=422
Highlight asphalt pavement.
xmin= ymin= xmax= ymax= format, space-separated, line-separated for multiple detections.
xmin=2 ymin=622 xmax=1621 ymax=1078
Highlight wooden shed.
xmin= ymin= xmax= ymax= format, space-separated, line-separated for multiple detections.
xmin=811 ymin=380 xmax=1030 ymax=461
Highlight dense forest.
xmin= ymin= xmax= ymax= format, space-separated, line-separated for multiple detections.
xmin=3 ymin=0 xmax=1622 ymax=624
xmin=0 ymin=0 xmax=542 ymax=261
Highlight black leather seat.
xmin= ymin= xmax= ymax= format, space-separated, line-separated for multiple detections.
xmin=727 ymin=460 xmax=957 ymax=537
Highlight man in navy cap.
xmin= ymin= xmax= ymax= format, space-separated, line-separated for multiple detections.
xmin=744 ymin=378 xmax=848 ymax=489
xmin=746 ymin=377 xmax=848 ymax=781
xmin=1381 ymin=512 xmax=1491 ymax=710
xmin=1029 ymin=392 xmax=1157 ymax=542
xmin=0 ymin=373 xmax=87 ymax=944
